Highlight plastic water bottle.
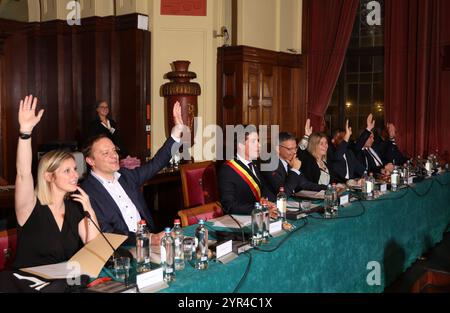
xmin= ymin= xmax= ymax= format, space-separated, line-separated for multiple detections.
xmin=415 ymin=155 xmax=422 ymax=175
xmin=363 ymin=172 xmax=374 ymax=200
xmin=361 ymin=171 xmax=369 ymax=197
xmin=276 ymin=187 xmax=287 ymax=221
xmin=260 ymin=198 xmax=270 ymax=243
xmin=172 ymin=219 xmax=185 ymax=271
xmin=391 ymin=167 xmax=399 ymax=191
xmin=195 ymin=220 xmax=208 ymax=270
xmin=324 ymin=184 xmax=334 ymax=219
xmin=136 ymin=220 xmax=151 ymax=273
xmin=251 ymin=202 xmax=263 ymax=246
xmin=403 ymin=162 xmax=411 ymax=185
xmin=160 ymin=227 xmax=175 ymax=282
xmin=425 ymin=158 xmax=433 ymax=176
xmin=434 ymin=150 xmax=441 ymax=173
xmin=331 ymin=183 xmax=339 ymax=216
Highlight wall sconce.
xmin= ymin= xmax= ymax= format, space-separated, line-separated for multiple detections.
xmin=375 ymin=102 xmax=384 ymax=112
xmin=213 ymin=26 xmax=230 ymax=47
xmin=346 ymin=102 xmax=352 ymax=108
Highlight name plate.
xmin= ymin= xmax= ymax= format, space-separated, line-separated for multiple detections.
xmin=136 ymin=267 xmax=164 ymax=291
xmin=340 ymin=194 xmax=349 ymax=206
xmin=380 ymin=184 xmax=387 ymax=192
xmin=269 ymin=220 xmax=283 ymax=235
xmin=216 ymin=240 xmax=233 ymax=260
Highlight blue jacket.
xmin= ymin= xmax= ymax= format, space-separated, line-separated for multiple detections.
xmin=81 ymin=137 xmax=180 ymax=240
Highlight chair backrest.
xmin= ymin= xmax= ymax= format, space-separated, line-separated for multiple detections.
xmin=0 ymin=228 xmax=17 ymax=271
xmin=180 ymin=161 xmax=219 ymax=208
xmin=177 ymin=202 xmax=224 ymax=227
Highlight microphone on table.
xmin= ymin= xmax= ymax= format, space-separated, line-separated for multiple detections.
xmin=83 ymin=211 xmax=117 ymax=262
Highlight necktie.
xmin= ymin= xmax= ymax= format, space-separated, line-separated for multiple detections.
xmin=366 ymin=148 xmax=382 ymax=167
xmin=248 ymin=162 xmax=259 ymax=180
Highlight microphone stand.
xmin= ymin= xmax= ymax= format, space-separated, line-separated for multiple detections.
xmin=83 ymin=211 xmax=117 ymax=263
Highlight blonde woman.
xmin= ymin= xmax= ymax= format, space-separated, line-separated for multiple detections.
xmin=13 ymin=95 xmax=100 ymax=269
xmin=297 ymin=119 xmax=334 ymax=186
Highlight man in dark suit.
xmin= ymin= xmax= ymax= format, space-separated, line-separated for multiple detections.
xmin=219 ymin=125 xmax=278 ymax=217
xmin=261 ymin=132 xmax=326 ymax=202
xmin=81 ymin=102 xmax=183 ymax=245
xmin=354 ymin=114 xmax=394 ymax=175
xmin=377 ymin=123 xmax=408 ymax=166
xmin=328 ymin=120 xmax=366 ymax=183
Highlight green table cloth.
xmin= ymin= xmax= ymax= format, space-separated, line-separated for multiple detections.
xmin=108 ymin=173 xmax=450 ymax=293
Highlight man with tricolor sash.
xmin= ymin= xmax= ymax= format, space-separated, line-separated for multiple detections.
xmin=219 ymin=125 xmax=278 ymax=217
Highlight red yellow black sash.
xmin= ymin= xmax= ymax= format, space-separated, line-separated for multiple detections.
xmin=226 ymin=159 xmax=261 ymax=201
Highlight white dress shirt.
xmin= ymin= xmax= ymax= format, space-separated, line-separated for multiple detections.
xmin=343 ymin=154 xmax=350 ymax=179
xmin=365 ymin=147 xmax=383 ymax=167
xmin=91 ymin=171 xmax=141 ymax=233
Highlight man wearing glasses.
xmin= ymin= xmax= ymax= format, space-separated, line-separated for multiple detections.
xmin=261 ymin=132 xmax=326 ymax=202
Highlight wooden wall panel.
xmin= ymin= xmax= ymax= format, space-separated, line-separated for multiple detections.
xmin=260 ymin=64 xmax=276 ymax=129
xmin=217 ymin=45 xmax=306 ymax=147
xmin=0 ymin=14 xmax=151 ymax=183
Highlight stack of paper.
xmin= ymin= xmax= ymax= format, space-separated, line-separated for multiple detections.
xmin=209 ymin=215 xmax=251 ymax=228
xmin=22 ymin=233 xmax=128 ymax=279
xmin=295 ymin=190 xmax=325 ymax=199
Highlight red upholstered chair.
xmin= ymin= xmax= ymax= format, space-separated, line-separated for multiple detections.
xmin=180 ymin=161 xmax=219 ymax=209
xmin=0 ymin=228 xmax=17 ymax=271
xmin=411 ymin=270 xmax=450 ymax=293
xmin=177 ymin=202 xmax=224 ymax=227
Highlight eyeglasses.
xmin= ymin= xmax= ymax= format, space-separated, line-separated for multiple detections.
xmin=279 ymin=145 xmax=297 ymax=152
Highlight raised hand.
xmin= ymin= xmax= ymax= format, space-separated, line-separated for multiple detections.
xmin=344 ymin=119 xmax=352 ymax=142
xmin=173 ymin=101 xmax=183 ymax=126
xmin=366 ymin=113 xmax=375 ymax=131
xmin=171 ymin=101 xmax=185 ymax=139
xmin=305 ymin=119 xmax=313 ymax=137
xmin=18 ymin=95 xmax=44 ymax=133
xmin=387 ymin=123 xmax=396 ymax=139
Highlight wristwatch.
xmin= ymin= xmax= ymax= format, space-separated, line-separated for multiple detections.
xmin=19 ymin=132 xmax=32 ymax=140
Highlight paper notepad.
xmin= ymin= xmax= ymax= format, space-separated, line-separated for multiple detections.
xmin=295 ymin=190 xmax=325 ymax=199
xmin=21 ymin=233 xmax=127 ymax=279
xmin=209 ymin=214 xmax=252 ymax=228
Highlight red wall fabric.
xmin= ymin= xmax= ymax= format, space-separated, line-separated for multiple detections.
xmin=307 ymin=0 xmax=359 ymax=131
xmin=385 ymin=0 xmax=450 ymax=162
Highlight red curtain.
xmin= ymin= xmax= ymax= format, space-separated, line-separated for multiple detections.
xmin=385 ymin=0 xmax=450 ymax=161
xmin=307 ymin=0 xmax=359 ymax=130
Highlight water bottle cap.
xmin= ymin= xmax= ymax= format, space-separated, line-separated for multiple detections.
xmin=174 ymin=219 xmax=181 ymax=225
xmin=164 ymin=227 xmax=171 ymax=233
xmin=198 ymin=219 xmax=205 ymax=225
